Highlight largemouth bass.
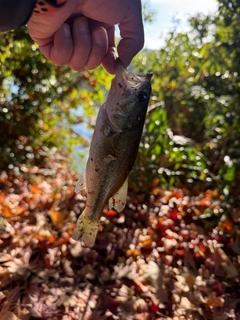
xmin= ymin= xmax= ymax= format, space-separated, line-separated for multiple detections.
xmin=72 ymin=60 xmax=152 ymax=247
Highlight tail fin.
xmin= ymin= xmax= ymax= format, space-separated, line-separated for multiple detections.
xmin=72 ymin=210 xmax=99 ymax=247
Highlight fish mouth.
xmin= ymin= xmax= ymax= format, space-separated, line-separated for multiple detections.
xmin=145 ymin=72 xmax=153 ymax=80
xmin=114 ymin=59 xmax=152 ymax=92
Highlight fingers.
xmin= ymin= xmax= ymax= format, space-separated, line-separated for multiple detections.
xmin=68 ymin=17 xmax=108 ymax=71
xmin=102 ymin=26 xmax=117 ymax=74
xmin=84 ymin=27 xmax=108 ymax=70
xmin=39 ymin=23 xmax=74 ymax=65
xmin=68 ymin=16 xmax=91 ymax=70
xmin=28 ymin=0 xmax=144 ymax=72
xmin=37 ymin=16 xmax=108 ymax=70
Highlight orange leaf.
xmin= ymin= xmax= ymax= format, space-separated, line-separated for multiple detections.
xmin=140 ymin=239 xmax=153 ymax=249
xmin=105 ymin=209 xmax=117 ymax=217
xmin=11 ymin=206 xmax=26 ymax=216
xmin=34 ymin=234 xmax=56 ymax=244
xmin=126 ymin=249 xmax=140 ymax=258
xmin=49 ymin=208 xmax=68 ymax=229
xmin=2 ymin=205 xmax=12 ymax=217
xmin=55 ymin=233 xmax=70 ymax=246
xmin=219 ymin=219 xmax=234 ymax=233
xmin=200 ymin=198 xmax=211 ymax=207
xmin=0 ymin=191 xmax=6 ymax=202
xmin=31 ymin=184 xmax=41 ymax=194
xmin=197 ymin=242 xmax=206 ymax=253
xmin=206 ymin=292 xmax=224 ymax=307
xmin=171 ymin=190 xmax=183 ymax=199
xmin=205 ymin=189 xmax=218 ymax=198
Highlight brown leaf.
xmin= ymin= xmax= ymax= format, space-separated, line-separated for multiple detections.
xmin=0 ymin=287 xmax=20 ymax=317
xmin=206 ymin=292 xmax=224 ymax=307
xmin=217 ymin=248 xmax=238 ymax=278
xmin=0 ymin=311 xmax=20 ymax=320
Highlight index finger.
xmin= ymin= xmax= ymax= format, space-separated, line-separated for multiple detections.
xmin=117 ymin=0 xmax=144 ymax=68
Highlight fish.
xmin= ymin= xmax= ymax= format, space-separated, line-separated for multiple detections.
xmin=72 ymin=60 xmax=152 ymax=247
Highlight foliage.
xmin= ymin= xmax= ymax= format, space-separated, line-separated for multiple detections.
xmin=131 ymin=0 xmax=240 ymax=204
xmin=0 ymin=27 xmax=112 ymax=172
xmin=1 ymin=152 xmax=240 ymax=319
xmin=142 ymin=1 xmax=155 ymax=23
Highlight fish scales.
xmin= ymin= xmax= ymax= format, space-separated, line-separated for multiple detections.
xmin=72 ymin=60 xmax=152 ymax=247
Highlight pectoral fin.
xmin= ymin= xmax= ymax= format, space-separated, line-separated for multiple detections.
xmin=108 ymin=178 xmax=128 ymax=212
xmin=75 ymin=171 xmax=86 ymax=193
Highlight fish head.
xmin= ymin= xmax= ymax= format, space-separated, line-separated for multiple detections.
xmin=106 ymin=60 xmax=152 ymax=132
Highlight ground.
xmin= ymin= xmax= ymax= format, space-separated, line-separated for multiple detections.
xmin=0 ymin=154 xmax=240 ymax=320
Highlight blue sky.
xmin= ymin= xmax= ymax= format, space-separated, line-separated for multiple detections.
xmin=144 ymin=0 xmax=218 ymax=49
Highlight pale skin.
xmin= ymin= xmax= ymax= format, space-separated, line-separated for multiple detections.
xmin=27 ymin=0 xmax=144 ymax=74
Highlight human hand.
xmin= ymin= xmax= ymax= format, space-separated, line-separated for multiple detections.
xmin=27 ymin=0 xmax=144 ymax=73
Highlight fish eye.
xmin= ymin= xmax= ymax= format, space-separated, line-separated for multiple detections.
xmin=137 ymin=89 xmax=149 ymax=103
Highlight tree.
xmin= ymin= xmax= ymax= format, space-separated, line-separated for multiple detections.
xmin=0 ymin=27 xmax=112 ymax=171
xmin=132 ymin=0 xmax=240 ymax=205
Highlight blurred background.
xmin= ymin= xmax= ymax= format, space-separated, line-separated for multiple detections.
xmin=1 ymin=0 xmax=239 ymax=201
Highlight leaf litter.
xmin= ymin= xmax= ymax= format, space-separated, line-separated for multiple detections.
xmin=0 ymin=152 xmax=240 ymax=319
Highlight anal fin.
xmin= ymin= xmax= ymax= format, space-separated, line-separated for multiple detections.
xmin=108 ymin=178 xmax=128 ymax=212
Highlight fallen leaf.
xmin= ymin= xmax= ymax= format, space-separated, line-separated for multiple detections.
xmin=206 ymin=292 xmax=224 ymax=307
xmin=105 ymin=209 xmax=118 ymax=217
xmin=179 ymin=296 xmax=192 ymax=309
xmin=49 ymin=208 xmax=68 ymax=228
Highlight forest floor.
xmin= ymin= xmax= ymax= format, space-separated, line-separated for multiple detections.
xmin=0 ymin=152 xmax=240 ymax=320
